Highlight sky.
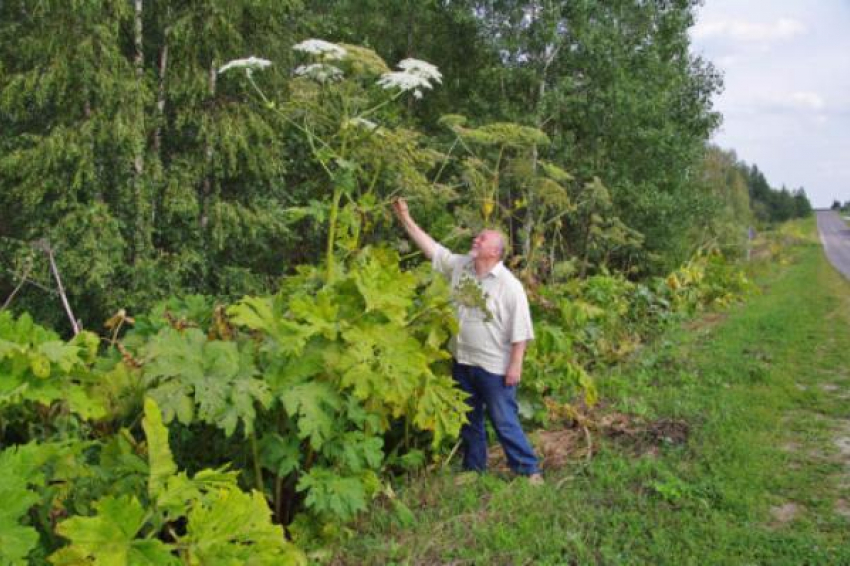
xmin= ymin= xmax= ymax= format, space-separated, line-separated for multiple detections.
xmin=689 ymin=0 xmax=850 ymax=208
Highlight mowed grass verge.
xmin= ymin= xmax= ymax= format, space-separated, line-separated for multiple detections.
xmin=329 ymin=219 xmax=850 ymax=565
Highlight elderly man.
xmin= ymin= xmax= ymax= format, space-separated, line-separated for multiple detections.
xmin=393 ymin=198 xmax=542 ymax=482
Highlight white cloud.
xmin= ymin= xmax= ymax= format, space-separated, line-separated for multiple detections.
xmin=690 ymin=1 xmax=850 ymax=207
xmin=693 ymin=17 xmax=805 ymax=42
xmin=728 ymin=91 xmax=827 ymax=115
xmin=715 ymin=55 xmax=740 ymax=68
xmin=788 ymin=91 xmax=825 ymax=111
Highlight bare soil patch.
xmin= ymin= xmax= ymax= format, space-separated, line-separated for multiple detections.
xmin=835 ymin=422 xmax=850 ymax=465
xmin=835 ymin=499 xmax=850 ymax=519
xmin=487 ymin=410 xmax=691 ymax=472
xmin=769 ymin=502 xmax=799 ymax=526
xmin=682 ymin=312 xmax=728 ymax=332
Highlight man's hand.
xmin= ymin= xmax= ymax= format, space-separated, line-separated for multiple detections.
xmin=505 ymin=362 xmax=522 ymax=386
xmin=392 ymin=198 xmax=410 ymax=222
xmin=505 ymin=341 xmax=527 ymax=386
xmin=391 ymin=197 xmax=437 ymax=259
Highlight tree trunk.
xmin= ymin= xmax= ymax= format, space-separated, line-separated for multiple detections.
xmin=153 ymin=9 xmax=170 ymax=158
xmin=200 ymin=61 xmax=217 ymax=232
xmin=132 ymin=0 xmax=149 ymax=262
xmin=580 ymin=217 xmax=592 ymax=279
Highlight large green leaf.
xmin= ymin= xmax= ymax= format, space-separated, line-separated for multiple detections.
xmin=141 ymin=398 xmax=177 ymax=502
xmin=335 ymin=322 xmax=429 ymax=417
xmin=51 ymin=495 xmax=178 ymax=566
xmin=321 ymin=431 xmax=383 ymax=473
xmin=0 ymin=517 xmax=40 ymax=565
xmin=296 ymin=467 xmax=369 ymax=521
xmin=227 ymin=296 xmax=315 ymax=357
xmin=351 ymin=248 xmax=415 ymax=325
xmin=414 ymin=374 xmax=470 ymax=447
xmin=0 ymin=441 xmax=60 ymax=565
xmin=288 ymin=287 xmax=339 ymax=340
xmin=181 ymin=489 xmax=304 ymax=566
xmin=0 ymin=313 xmax=107 ymax=420
xmin=281 ymin=382 xmax=342 ymax=450
xmin=142 ymin=329 xmax=270 ymax=436
xmin=36 ymin=340 xmax=81 ymax=372
xmin=258 ymin=433 xmax=301 ymax=478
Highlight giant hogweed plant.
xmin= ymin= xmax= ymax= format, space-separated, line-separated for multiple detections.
xmin=0 ymin=37 xmax=470 ymax=552
xmin=195 ymin=41 xmax=469 ymax=537
xmin=0 ymin=311 xmax=110 ymax=439
xmin=109 ymin=260 xmax=466 ymax=538
xmin=0 ymin=399 xmax=305 ymax=565
xmin=218 ymin=40 xmax=445 ymax=282
xmin=225 ymin=249 xmax=467 ymax=535
xmin=221 ymin=41 xmax=608 ymax=439
xmin=435 ymin=115 xmax=641 ymax=284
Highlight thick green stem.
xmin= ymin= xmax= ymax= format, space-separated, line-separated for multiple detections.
xmin=355 ymin=89 xmax=404 ymax=120
xmin=326 ymin=187 xmax=343 ymax=282
xmin=250 ymin=431 xmax=264 ymax=493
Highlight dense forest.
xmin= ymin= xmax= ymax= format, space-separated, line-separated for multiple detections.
xmin=0 ymin=0 xmax=809 ymax=332
xmin=0 ymin=1 xmax=814 ymax=563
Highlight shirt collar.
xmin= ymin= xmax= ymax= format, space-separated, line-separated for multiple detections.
xmin=465 ymin=257 xmax=505 ymax=279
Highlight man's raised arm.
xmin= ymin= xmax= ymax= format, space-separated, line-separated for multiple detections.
xmin=392 ymin=198 xmax=438 ymax=260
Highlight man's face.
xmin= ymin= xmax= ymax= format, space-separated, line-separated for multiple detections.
xmin=470 ymin=230 xmax=503 ymax=260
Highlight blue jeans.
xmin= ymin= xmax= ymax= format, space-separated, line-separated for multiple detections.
xmin=452 ymin=361 xmax=540 ymax=475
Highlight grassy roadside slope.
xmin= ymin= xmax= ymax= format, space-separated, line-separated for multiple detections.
xmin=331 ymin=219 xmax=850 ymax=565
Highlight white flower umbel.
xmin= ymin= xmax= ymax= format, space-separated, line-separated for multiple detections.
xmin=377 ymin=58 xmax=442 ymax=99
xmin=397 ymin=58 xmax=442 ymax=84
xmin=294 ymin=63 xmax=344 ymax=83
xmin=218 ymin=56 xmax=272 ymax=77
xmin=293 ymin=39 xmax=347 ymax=61
xmin=344 ymin=117 xmax=380 ymax=131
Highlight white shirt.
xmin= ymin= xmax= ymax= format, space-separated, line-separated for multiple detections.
xmin=432 ymin=243 xmax=535 ymax=375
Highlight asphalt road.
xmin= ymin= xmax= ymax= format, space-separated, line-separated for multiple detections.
xmin=816 ymin=210 xmax=850 ymax=279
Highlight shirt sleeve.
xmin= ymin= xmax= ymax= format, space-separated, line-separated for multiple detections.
xmin=431 ymin=243 xmax=464 ymax=280
xmin=507 ymin=283 xmax=535 ymax=343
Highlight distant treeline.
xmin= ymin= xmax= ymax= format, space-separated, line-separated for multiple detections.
xmin=744 ymin=164 xmax=812 ymax=223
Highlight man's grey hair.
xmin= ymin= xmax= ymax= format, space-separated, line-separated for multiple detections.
xmin=484 ymin=229 xmax=508 ymax=259
xmin=496 ymin=231 xmax=507 ymax=258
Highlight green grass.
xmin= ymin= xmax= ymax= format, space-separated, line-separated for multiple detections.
xmin=329 ymin=219 xmax=850 ymax=565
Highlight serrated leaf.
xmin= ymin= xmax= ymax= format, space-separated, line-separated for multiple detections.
xmin=181 ymin=489 xmax=304 ymax=566
xmin=64 ymin=384 xmax=108 ymax=420
xmin=289 ymin=288 xmax=339 ymax=340
xmin=0 ymin=519 xmax=40 ymax=565
xmin=226 ymin=296 xmax=275 ymax=332
xmin=335 ymin=322 xmax=430 ymax=418
xmin=413 ymin=373 xmax=469 ymax=447
xmin=37 ymin=340 xmax=80 ymax=372
xmin=147 ymin=380 xmax=195 ymax=426
xmin=0 ymin=441 xmax=63 ymax=564
xmin=337 ymin=433 xmax=383 ymax=473
xmin=154 ymin=472 xmax=201 ymax=522
xmin=142 ymin=329 xmax=269 ymax=436
xmin=142 ymin=328 xmax=206 ymax=384
xmin=0 ymin=447 xmax=42 ymax=565
xmin=228 ymin=296 xmax=314 ymax=357
xmin=258 ymin=433 xmax=301 ymax=477
xmin=264 ymin=340 xmax=327 ymax=395
xmin=142 ymin=398 xmax=177 ymax=501
xmin=296 ymin=467 xmax=368 ymax=521
xmin=282 ymin=382 xmax=342 ymax=450
xmin=52 ymin=495 xmax=176 ymax=566
xmin=351 ymin=248 xmax=416 ymax=324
